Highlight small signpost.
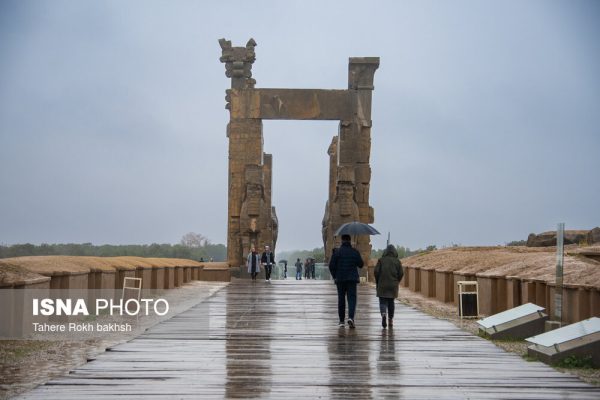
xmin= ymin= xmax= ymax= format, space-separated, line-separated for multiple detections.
xmin=549 ymin=223 xmax=564 ymax=331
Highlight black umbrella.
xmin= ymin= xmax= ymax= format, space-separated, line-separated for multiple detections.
xmin=278 ymin=259 xmax=288 ymax=264
xmin=334 ymin=221 xmax=380 ymax=236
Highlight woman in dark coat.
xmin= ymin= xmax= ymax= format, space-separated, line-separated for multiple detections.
xmin=374 ymin=245 xmax=404 ymax=328
xmin=246 ymin=246 xmax=261 ymax=281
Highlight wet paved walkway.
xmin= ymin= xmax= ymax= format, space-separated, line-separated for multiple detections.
xmin=18 ymin=280 xmax=600 ymax=399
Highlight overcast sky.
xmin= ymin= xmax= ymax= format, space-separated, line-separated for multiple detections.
xmin=1 ymin=0 xmax=599 ymax=252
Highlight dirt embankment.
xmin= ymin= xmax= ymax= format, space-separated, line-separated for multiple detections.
xmin=401 ymin=245 xmax=600 ymax=288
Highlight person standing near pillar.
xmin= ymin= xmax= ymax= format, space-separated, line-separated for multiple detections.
xmin=328 ymin=234 xmax=364 ymax=328
xmin=295 ymin=258 xmax=303 ymax=280
xmin=246 ymin=246 xmax=261 ymax=281
xmin=305 ymin=258 xmax=312 ymax=279
xmin=261 ymin=245 xmax=275 ymax=282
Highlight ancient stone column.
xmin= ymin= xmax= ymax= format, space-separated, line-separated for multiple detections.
xmin=338 ymin=57 xmax=379 ymax=267
xmin=323 ymin=136 xmax=338 ymax=262
xmin=262 ymin=153 xmax=278 ymax=253
xmin=220 ymin=38 xmax=263 ymax=266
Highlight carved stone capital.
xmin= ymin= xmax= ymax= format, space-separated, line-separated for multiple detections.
xmin=219 ymin=38 xmax=257 ymax=89
xmin=348 ymin=57 xmax=380 ymax=90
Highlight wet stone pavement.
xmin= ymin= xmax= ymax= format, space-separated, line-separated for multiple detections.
xmin=17 ymin=280 xmax=600 ymax=399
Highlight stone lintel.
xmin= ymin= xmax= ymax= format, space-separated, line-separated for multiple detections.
xmin=230 ymin=89 xmax=352 ymax=120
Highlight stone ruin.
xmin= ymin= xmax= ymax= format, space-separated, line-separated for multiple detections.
xmin=219 ymin=38 xmax=379 ymax=269
xmin=526 ymin=227 xmax=600 ymax=247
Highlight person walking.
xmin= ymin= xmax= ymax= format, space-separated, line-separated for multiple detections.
xmin=328 ymin=234 xmax=364 ymax=328
xmin=304 ymin=258 xmax=310 ymax=280
xmin=282 ymin=260 xmax=288 ymax=279
xmin=295 ymin=258 xmax=303 ymax=280
xmin=261 ymin=245 xmax=275 ymax=282
xmin=311 ymin=259 xmax=316 ymax=279
xmin=246 ymin=246 xmax=261 ymax=281
xmin=374 ymin=244 xmax=403 ymax=328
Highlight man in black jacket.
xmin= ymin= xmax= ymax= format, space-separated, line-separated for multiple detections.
xmin=261 ymin=245 xmax=275 ymax=282
xmin=328 ymin=234 xmax=364 ymax=328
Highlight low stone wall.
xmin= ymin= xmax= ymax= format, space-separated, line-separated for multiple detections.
xmin=200 ymin=263 xmax=231 ymax=282
xmin=0 ymin=257 xmax=224 ymax=294
xmin=0 ymin=257 xmax=229 ymax=338
xmin=0 ymin=273 xmax=51 ymax=337
xmin=399 ymin=265 xmax=599 ymax=324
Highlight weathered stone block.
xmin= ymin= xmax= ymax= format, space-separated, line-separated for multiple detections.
xmin=408 ymin=266 xmax=421 ymax=293
xmin=230 ymin=88 xmax=351 ymax=120
xmin=402 ymin=265 xmax=410 ymax=288
xmin=151 ymin=267 xmax=165 ymax=290
xmin=50 ymin=272 xmax=88 ymax=291
xmin=506 ymin=277 xmax=521 ymax=309
xmin=135 ymin=267 xmax=152 ymax=290
xmin=420 ymin=269 xmax=436 ymax=298
xmin=199 ymin=265 xmax=231 ymax=282
xmin=174 ymin=266 xmax=184 ymax=287
xmin=435 ymin=271 xmax=453 ymax=303
xmin=164 ymin=267 xmax=175 ymax=289
xmin=533 ymin=280 xmax=547 ymax=308
xmin=88 ymin=271 xmax=116 ymax=291
xmin=183 ymin=267 xmax=191 ymax=283
xmin=191 ymin=266 xmax=201 ymax=280
xmin=521 ymin=280 xmax=536 ymax=304
xmin=591 ymin=288 xmax=600 ymax=317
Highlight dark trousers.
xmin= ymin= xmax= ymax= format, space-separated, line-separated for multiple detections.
xmin=251 ymin=265 xmax=257 ymax=280
xmin=378 ymin=297 xmax=395 ymax=318
xmin=336 ymin=281 xmax=357 ymax=322
xmin=265 ymin=264 xmax=272 ymax=280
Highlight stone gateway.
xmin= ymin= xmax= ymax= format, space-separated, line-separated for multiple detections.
xmin=219 ymin=38 xmax=379 ymax=270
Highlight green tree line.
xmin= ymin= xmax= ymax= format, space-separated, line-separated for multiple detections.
xmin=277 ymin=244 xmax=437 ymax=265
xmin=0 ymin=242 xmax=226 ymax=262
xmin=370 ymin=244 xmax=437 ymax=259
